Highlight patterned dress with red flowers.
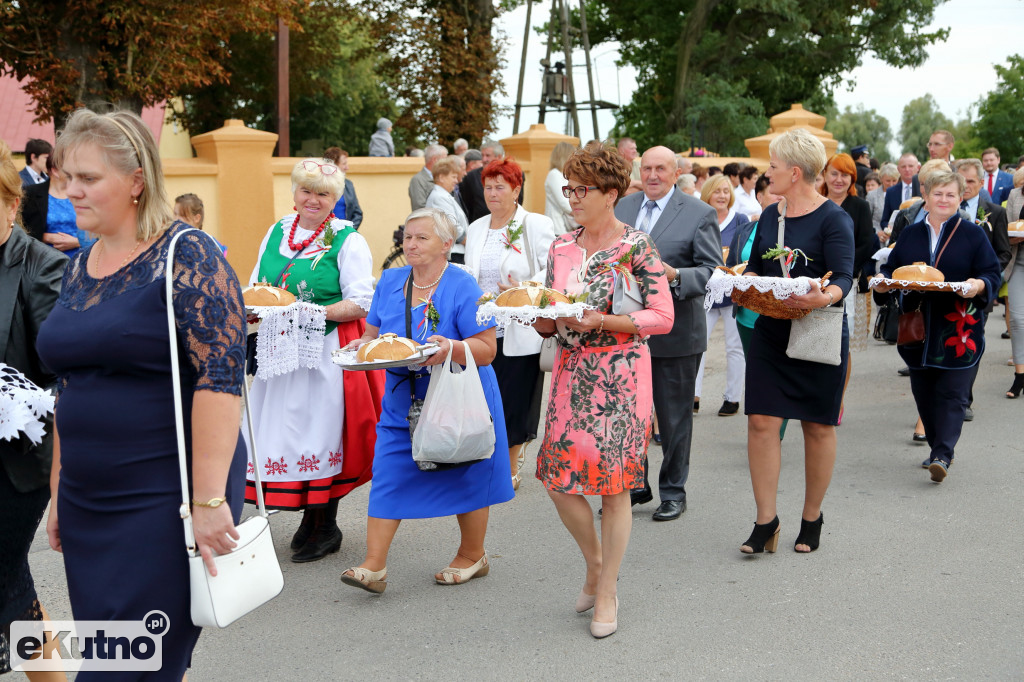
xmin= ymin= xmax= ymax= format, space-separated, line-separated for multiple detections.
xmin=536 ymin=226 xmax=674 ymax=496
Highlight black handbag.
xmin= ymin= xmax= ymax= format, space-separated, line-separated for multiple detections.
xmin=873 ymin=294 xmax=900 ymax=344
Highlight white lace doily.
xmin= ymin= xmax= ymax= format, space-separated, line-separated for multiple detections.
xmin=704 ymin=269 xmax=828 ymax=311
xmin=477 ymin=302 xmax=593 ymax=328
xmin=868 ymin=276 xmax=972 ymax=295
xmin=251 ymin=302 xmax=327 ymax=380
xmin=0 ymin=363 xmax=54 ymax=444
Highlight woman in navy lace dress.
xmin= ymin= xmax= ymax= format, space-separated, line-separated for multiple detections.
xmin=36 ymin=110 xmax=248 ymax=680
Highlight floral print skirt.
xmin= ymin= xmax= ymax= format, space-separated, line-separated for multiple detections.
xmin=536 ymin=339 xmax=652 ymax=495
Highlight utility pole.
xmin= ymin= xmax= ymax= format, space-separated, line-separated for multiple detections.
xmin=512 ymin=0 xmax=533 ymax=135
xmin=276 ymin=17 xmax=289 ymax=157
xmin=557 ymin=0 xmax=580 ymax=138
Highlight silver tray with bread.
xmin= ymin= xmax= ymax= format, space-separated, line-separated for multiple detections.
xmin=332 ymin=334 xmax=440 ymax=371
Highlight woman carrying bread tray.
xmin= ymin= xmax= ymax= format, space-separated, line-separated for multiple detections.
xmin=872 ymin=170 xmax=1000 ymax=483
xmin=245 ymin=158 xmax=384 ymax=563
xmin=339 ymin=208 xmax=513 ymax=594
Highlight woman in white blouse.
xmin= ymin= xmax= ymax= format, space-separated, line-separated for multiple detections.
xmin=247 ymin=158 xmax=380 ymax=563
xmin=425 ymin=156 xmax=469 ymax=262
xmin=545 ymin=142 xmax=579 ymax=235
xmin=466 ymin=158 xmax=557 ymax=490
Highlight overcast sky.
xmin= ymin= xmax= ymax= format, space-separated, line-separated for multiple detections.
xmin=491 ymin=0 xmax=1024 ymax=160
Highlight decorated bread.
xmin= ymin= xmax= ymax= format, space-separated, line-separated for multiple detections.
xmin=892 ymin=262 xmax=944 ymax=282
xmin=243 ymin=283 xmax=296 ymax=307
xmin=357 ymin=333 xmax=419 ymax=362
xmin=898 ymin=197 xmax=923 ymax=210
xmin=494 ymin=281 xmax=571 ymax=308
xmin=1009 ymin=220 xmax=1024 ymax=232
xmin=732 ymin=262 xmax=747 ymax=275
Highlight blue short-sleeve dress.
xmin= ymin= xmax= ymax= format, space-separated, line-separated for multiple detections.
xmin=366 ymin=265 xmax=514 ymax=519
xmin=36 ymin=223 xmax=247 ymax=681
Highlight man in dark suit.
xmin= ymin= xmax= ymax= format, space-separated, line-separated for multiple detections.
xmin=459 ymin=141 xmax=504 ymax=223
xmin=18 ymin=138 xmax=51 ymax=188
xmin=880 ymin=153 xmax=921 ymax=228
xmin=981 ymin=147 xmax=1014 ymax=205
xmin=958 ymin=159 xmax=1011 ymax=271
xmin=614 ymin=145 xmax=722 ymax=521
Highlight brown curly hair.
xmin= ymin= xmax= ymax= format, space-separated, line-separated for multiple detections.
xmin=562 ymin=141 xmax=631 ymax=204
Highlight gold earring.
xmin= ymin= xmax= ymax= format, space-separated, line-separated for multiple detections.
xmin=132 ymin=198 xmax=139 ymax=206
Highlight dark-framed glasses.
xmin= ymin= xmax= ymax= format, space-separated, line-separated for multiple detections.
xmin=562 ymin=185 xmax=600 ymax=199
xmin=302 ymin=160 xmax=340 ymax=175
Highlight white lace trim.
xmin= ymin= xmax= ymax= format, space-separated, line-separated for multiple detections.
xmin=0 ymin=363 xmax=54 ymax=445
xmin=348 ymin=294 xmax=373 ymax=313
xmin=477 ymin=301 xmax=593 ymax=328
xmin=704 ymin=269 xmax=827 ymax=311
xmin=867 ymin=276 xmax=972 ymax=295
xmin=249 ymin=302 xmax=327 ymax=380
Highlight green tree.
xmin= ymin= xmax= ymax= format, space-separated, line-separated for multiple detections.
xmin=0 ymin=0 xmax=296 ymax=128
xmin=174 ymin=3 xmax=395 ymax=155
xmin=951 ymin=115 xmax=984 ymax=161
xmin=974 ymin=54 xmax=1024 ymax=159
xmin=899 ymin=94 xmax=952 ymax=162
xmin=584 ymin=0 xmax=948 ymax=155
xmin=826 ymin=105 xmax=893 ymax=159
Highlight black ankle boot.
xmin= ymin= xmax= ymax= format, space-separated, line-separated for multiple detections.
xmin=1007 ymin=373 xmax=1024 ymax=399
xmin=290 ymin=508 xmax=316 ymax=551
xmin=794 ymin=513 xmax=824 ymax=553
xmin=740 ymin=516 xmax=780 ymax=554
xmin=291 ymin=500 xmax=342 ymax=563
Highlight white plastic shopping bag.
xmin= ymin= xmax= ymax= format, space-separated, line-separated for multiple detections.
xmin=411 ymin=341 xmax=495 ymax=470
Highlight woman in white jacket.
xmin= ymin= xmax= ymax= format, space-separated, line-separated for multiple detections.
xmin=544 ymin=142 xmax=579 ymax=235
xmin=466 ymin=158 xmax=556 ymax=490
xmin=425 ymin=156 xmax=469 ymax=262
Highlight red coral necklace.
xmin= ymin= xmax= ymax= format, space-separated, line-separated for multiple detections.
xmin=288 ymin=212 xmax=334 ymax=252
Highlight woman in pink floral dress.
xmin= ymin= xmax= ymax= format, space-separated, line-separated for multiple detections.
xmin=533 ymin=142 xmax=674 ymax=639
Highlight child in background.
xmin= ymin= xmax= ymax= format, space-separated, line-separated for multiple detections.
xmin=173 ymin=193 xmax=226 ymax=255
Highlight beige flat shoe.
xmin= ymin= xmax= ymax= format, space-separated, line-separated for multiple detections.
xmin=435 ymin=554 xmax=489 ymax=585
xmin=341 ymin=566 xmax=387 ymax=593
xmin=590 ymin=596 xmax=619 ymax=639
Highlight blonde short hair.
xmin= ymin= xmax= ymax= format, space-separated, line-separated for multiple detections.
xmin=54 ymin=108 xmax=174 ymax=242
xmin=922 ymin=170 xmax=965 ymax=197
xmin=1013 ymin=167 xmax=1024 ymax=189
xmin=700 ymin=174 xmax=735 ymax=208
xmin=431 ymin=156 xmax=460 ymax=180
xmin=878 ymin=163 xmax=900 ymax=182
xmin=549 ymin=141 xmax=577 ymax=172
xmin=768 ymin=128 xmax=827 ymax=184
xmin=405 ymin=207 xmax=456 ymax=254
xmin=290 ymin=158 xmax=345 ymax=202
xmin=0 ymin=139 xmax=22 ymax=228
xmin=919 ymin=159 xmax=951 ymax=187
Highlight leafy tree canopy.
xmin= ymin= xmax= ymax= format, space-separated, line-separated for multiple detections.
xmin=825 ymin=105 xmax=893 ymax=160
xmin=582 ymin=0 xmax=949 ymax=155
xmin=899 ymin=94 xmax=952 ymax=162
xmin=973 ymin=54 xmax=1024 ymax=162
xmin=0 ymin=0 xmax=297 ymax=129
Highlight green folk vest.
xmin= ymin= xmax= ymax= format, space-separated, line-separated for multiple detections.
xmin=255 ymin=218 xmax=356 ymax=335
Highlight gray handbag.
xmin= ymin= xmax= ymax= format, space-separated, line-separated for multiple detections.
xmin=776 ymin=203 xmax=844 ymax=365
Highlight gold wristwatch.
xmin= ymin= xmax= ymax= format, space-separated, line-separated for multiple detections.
xmin=192 ymin=497 xmax=227 ymax=508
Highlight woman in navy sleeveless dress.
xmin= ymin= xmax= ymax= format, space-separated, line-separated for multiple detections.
xmin=36 ymin=110 xmax=247 ymax=680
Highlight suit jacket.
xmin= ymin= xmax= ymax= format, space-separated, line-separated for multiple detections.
xmin=983 ymin=169 xmax=1014 ymax=205
xmin=18 ymin=167 xmax=45 ymax=188
xmin=408 ymin=167 xmax=433 ymax=211
xmin=20 ymin=179 xmax=51 ymax=241
xmin=977 ymin=198 xmax=1012 ymax=272
xmin=614 ymin=188 xmax=721 ymax=357
xmin=459 ymin=167 xmax=488 ymax=224
xmin=0 ymin=227 xmax=67 ymax=491
xmin=343 ymin=179 xmax=363 ymax=229
xmin=881 ymin=177 xmax=921 ymax=228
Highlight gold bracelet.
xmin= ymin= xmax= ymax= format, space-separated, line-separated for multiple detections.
xmin=598 ymin=315 xmax=605 ymax=334
xmin=192 ymin=497 xmax=227 ymax=508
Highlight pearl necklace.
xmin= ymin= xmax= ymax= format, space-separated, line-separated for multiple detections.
xmin=412 ymin=262 xmax=448 ymax=290
xmin=288 ymin=212 xmax=333 ymax=252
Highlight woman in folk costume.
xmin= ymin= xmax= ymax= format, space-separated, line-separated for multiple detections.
xmin=246 ymin=158 xmax=383 ymax=563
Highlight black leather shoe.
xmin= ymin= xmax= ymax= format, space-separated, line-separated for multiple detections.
xmin=1002 ymin=331 xmax=1011 ymax=339
xmin=963 ymin=406 xmax=974 ymax=422
xmin=652 ymin=500 xmax=685 ymax=521
xmin=630 ymin=488 xmax=653 ymax=506
xmin=897 ymin=367 xmax=911 ymax=377
xmin=718 ymin=401 xmax=739 ymax=416
xmin=913 ymin=433 xmax=927 ymax=443
xmin=291 ymin=525 xmax=342 ymax=563
xmin=652 ymin=433 xmax=662 ymax=444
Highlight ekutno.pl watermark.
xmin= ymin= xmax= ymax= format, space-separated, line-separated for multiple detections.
xmin=10 ymin=610 xmax=169 ymax=673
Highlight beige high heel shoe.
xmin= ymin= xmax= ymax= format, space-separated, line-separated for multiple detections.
xmin=436 ymin=553 xmax=489 ymax=585
xmin=341 ymin=566 xmax=388 ymax=593
xmin=575 ymin=590 xmax=596 ymax=613
xmin=590 ymin=596 xmax=618 ymax=638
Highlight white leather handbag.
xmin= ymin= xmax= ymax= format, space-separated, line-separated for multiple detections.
xmin=166 ymin=229 xmax=284 ymax=628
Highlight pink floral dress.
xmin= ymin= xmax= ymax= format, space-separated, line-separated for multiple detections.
xmin=536 ymin=226 xmax=674 ymax=495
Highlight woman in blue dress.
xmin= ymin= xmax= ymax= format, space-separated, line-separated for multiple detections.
xmin=341 ymin=208 xmax=514 ymax=594
xmin=36 ymin=109 xmax=248 ymax=680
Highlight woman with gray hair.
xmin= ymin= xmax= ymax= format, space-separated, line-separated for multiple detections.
xmin=340 ymin=208 xmax=513 ymax=593
xmin=740 ymin=128 xmax=855 ymax=554
xmin=246 ymin=157 xmax=381 ymax=563
xmin=37 ymin=108 xmax=247 ymax=679
xmin=873 ymin=170 xmax=1001 ymax=480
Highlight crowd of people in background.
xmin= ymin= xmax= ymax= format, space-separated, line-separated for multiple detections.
xmin=4 ymin=109 xmax=1024 ymax=681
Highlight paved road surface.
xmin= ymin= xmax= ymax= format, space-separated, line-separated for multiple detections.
xmin=16 ymin=310 xmax=1024 ymax=680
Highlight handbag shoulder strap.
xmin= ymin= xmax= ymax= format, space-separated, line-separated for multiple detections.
xmin=933 ymin=217 xmax=961 ymax=270
xmin=776 ymin=199 xmax=790 ymax=278
xmin=165 ymin=228 xmax=268 ymax=558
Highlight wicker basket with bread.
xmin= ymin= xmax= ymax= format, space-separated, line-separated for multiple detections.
xmin=718 ymin=266 xmax=831 ymax=320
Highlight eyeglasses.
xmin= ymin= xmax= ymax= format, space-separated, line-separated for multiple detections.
xmin=562 ymin=185 xmax=600 ymax=199
xmin=301 ymin=160 xmax=340 ymax=175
